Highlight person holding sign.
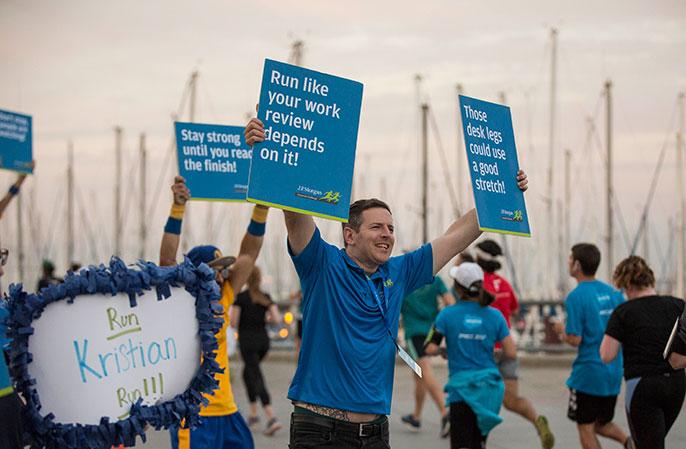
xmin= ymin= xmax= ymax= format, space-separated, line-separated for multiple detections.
xmin=424 ymin=262 xmax=515 ymax=449
xmin=0 ymin=161 xmax=33 ymax=220
xmin=600 ymin=256 xmax=686 ymax=449
xmin=160 ymin=176 xmax=269 ymax=449
xmin=246 ymin=117 xmax=527 ymax=448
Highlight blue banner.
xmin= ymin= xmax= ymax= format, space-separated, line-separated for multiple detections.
xmin=459 ymin=95 xmax=531 ymax=237
xmin=247 ymin=59 xmax=363 ymax=222
xmin=174 ymin=122 xmax=251 ymax=201
xmin=0 ymin=108 xmax=33 ymax=174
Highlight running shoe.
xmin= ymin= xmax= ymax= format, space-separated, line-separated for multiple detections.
xmin=440 ymin=414 xmax=450 ymax=438
xmin=534 ymin=415 xmax=555 ymax=449
xmin=400 ymin=414 xmax=421 ymax=432
xmin=263 ymin=417 xmax=283 ymax=436
xmin=247 ymin=415 xmax=259 ymax=429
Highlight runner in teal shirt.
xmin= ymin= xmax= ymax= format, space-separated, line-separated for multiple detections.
xmin=400 ymin=276 xmax=453 ymax=435
xmin=558 ymin=243 xmax=631 ymax=449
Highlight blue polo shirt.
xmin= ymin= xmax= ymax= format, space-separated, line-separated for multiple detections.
xmin=434 ymin=301 xmax=509 ymax=376
xmin=565 ymin=280 xmax=624 ymax=396
xmin=287 ymin=228 xmax=433 ymax=414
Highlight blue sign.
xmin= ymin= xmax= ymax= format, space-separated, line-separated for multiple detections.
xmin=0 ymin=108 xmax=33 ymax=174
xmin=174 ymin=122 xmax=251 ymax=201
xmin=247 ymin=59 xmax=363 ymax=222
xmin=459 ymin=95 xmax=531 ymax=237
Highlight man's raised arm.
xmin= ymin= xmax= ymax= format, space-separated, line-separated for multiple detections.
xmin=430 ymin=170 xmax=528 ymax=275
xmin=430 ymin=209 xmax=482 ymax=275
xmin=159 ymin=176 xmax=189 ymax=266
xmin=244 ymin=117 xmax=315 ymax=256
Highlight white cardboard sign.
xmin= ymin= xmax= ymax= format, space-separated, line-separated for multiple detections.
xmin=29 ymin=288 xmax=200 ymax=422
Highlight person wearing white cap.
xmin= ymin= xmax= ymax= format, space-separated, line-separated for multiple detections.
xmin=424 ymin=262 xmax=515 ymax=449
xmin=476 ymin=239 xmax=555 ymax=449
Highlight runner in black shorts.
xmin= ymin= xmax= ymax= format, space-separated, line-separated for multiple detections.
xmin=557 ymin=243 xmax=630 ymax=448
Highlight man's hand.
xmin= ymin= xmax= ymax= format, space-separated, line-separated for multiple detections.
xmin=245 ymin=118 xmax=266 ymax=147
xmin=244 ymin=114 xmax=314 ymax=255
xmin=16 ymin=160 xmax=35 ymax=185
xmin=171 ymin=176 xmax=190 ymax=205
xmin=516 ymin=169 xmax=528 ymax=191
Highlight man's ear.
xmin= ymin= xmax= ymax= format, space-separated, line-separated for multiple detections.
xmin=343 ymin=226 xmax=355 ymax=246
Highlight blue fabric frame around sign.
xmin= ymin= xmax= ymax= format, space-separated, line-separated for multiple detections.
xmin=0 ymin=257 xmax=224 ymax=449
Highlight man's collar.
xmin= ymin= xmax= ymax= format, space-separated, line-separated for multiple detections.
xmin=340 ymin=248 xmax=389 ymax=280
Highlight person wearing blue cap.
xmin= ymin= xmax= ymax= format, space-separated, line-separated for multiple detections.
xmin=160 ymin=176 xmax=268 ymax=449
xmin=245 ymin=117 xmax=528 ymax=449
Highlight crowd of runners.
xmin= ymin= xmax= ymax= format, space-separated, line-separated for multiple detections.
xmin=1 ymin=114 xmax=685 ymax=449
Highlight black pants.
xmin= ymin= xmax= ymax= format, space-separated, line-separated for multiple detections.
xmin=450 ymin=402 xmax=486 ymax=449
xmin=289 ymin=412 xmax=390 ymax=449
xmin=0 ymin=391 xmax=23 ymax=449
xmin=239 ymin=337 xmax=271 ymax=406
xmin=626 ymin=371 xmax=685 ymax=449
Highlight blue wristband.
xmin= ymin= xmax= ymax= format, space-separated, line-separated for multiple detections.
xmin=247 ymin=219 xmax=266 ymax=236
xmin=8 ymin=185 xmax=19 ymax=196
xmin=164 ymin=217 xmax=182 ymax=235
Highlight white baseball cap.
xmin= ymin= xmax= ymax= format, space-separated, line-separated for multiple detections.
xmin=449 ymin=262 xmax=484 ymax=291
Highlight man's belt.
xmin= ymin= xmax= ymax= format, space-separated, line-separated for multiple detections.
xmin=291 ymin=411 xmax=388 ymax=437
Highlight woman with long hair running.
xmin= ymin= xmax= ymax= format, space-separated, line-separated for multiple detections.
xmin=230 ymin=266 xmax=283 ymax=436
xmin=600 ymin=256 xmax=686 ymax=449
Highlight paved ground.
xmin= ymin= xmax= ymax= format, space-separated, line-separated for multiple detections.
xmin=140 ymin=354 xmax=686 ymax=449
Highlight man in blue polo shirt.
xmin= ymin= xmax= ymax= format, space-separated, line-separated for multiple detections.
xmin=245 ymin=117 xmax=528 ymax=448
xmin=556 ymin=243 xmax=633 ymax=449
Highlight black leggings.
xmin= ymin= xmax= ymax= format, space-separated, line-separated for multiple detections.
xmin=0 ymin=391 xmax=23 ymax=449
xmin=239 ymin=339 xmax=271 ymax=406
xmin=625 ymin=371 xmax=685 ymax=449
xmin=450 ymin=402 xmax=486 ymax=449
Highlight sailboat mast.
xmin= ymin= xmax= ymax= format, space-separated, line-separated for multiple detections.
xmin=605 ymin=80 xmax=613 ymax=278
xmin=421 ymin=103 xmax=429 ymax=244
xmin=114 ymin=126 xmax=123 ymax=257
xmin=676 ymin=92 xmax=685 ymax=298
xmin=184 ymin=72 xmax=198 ymax=252
xmin=67 ymin=140 xmax=74 ymax=266
xmin=139 ymin=133 xmax=147 ymax=260
xmin=547 ymin=28 xmax=558 ymax=296
xmin=16 ymin=185 xmax=24 ymax=282
xmin=456 ymin=83 xmax=465 ymax=213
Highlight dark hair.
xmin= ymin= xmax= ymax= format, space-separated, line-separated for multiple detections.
xmin=571 ymin=243 xmax=601 ymax=276
xmin=476 ymin=240 xmax=502 ymax=273
xmin=453 ymin=279 xmax=495 ymax=307
xmin=458 ymin=251 xmax=474 ymax=263
xmin=613 ymin=256 xmax=655 ymax=291
xmin=342 ymin=198 xmax=392 ymax=246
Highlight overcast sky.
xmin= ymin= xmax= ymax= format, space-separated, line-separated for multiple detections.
xmin=0 ymin=0 xmax=684 ymax=295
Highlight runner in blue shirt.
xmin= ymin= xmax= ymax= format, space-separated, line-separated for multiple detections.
xmin=245 ymin=116 xmax=528 ymax=449
xmin=425 ymin=262 xmax=516 ymax=449
xmin=555 ymin=243 xmax=633 ymax=449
